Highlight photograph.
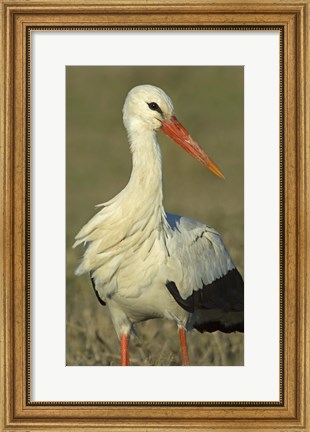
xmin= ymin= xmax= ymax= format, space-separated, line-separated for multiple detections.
xmin=66 ymin=66 xmax=244 ymax=366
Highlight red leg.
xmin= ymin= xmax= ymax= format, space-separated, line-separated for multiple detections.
xmin=120 ymin=333 xmax=129 ymax=366
xmin=178 ymin=327 xmax=190 ymax=366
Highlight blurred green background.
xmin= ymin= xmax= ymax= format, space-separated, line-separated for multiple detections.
xmin=66 ymin=66 xmax=244 ymax=366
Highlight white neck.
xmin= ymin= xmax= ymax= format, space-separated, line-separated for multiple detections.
xmin=127 ymin=122 xmax=163 ymax=204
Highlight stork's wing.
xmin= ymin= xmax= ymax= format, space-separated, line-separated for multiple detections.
xmin=90 ymin=273 xmax=106 ymax=306
xmin=165 ymin=213 xmax=244 ymax=333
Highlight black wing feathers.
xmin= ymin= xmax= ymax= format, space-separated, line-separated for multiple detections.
xmin=166 ymin=281 xmax=194 ymax=313
xmin=166 ymin=268 xmax=244 ymax=333
xmin=90 ymin=274 xmax=106 ymax=306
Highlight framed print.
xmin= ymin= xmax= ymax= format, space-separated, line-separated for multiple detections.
xmin=1 ymin=0 xmax=309 ymax=431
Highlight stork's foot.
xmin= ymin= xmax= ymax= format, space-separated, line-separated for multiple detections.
xmin=120 ymin=333 xmax=129 ymax=366
xmin=178 ymin=327 xmax=190 ymax=366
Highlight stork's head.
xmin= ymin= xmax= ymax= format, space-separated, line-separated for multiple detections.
xmin=123 ymin=85 xmax=174 ymax=131
xmin=123 ymin=85 xmax=225 ymax=179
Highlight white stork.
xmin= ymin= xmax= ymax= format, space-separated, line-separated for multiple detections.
xmin=74 ymin=85 xmax=244 ymax=366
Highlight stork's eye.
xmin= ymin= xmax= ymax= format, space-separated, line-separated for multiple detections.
xmin=147 ymin=102 xmax=163 ymax=115
xmin=148 ymin=102 xmax=159 ymax=110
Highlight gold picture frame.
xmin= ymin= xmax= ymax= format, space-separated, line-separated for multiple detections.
xmin=1 ymin=0 xmax=309 ymax=430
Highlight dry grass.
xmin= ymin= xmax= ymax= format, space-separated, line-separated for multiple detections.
xmin=66 ymin=66 xmax=244 ymax=366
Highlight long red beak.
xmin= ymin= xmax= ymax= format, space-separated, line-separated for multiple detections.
xmin=161 ymin=115 xmax=225 ymax=179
